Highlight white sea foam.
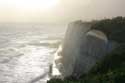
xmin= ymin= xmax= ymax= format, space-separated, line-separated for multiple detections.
xmin=0 ymin=24 xmax=66 ymax=83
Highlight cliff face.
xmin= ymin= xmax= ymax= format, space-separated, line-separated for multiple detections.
xmin=52 ymin=21 xmax=115 ymax=78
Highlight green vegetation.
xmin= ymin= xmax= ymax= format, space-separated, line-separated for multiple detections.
xmin=91 ymin=16 xmax=125 ymax=43
xmin=47 ymin=46 xmax=125 ymax=83
xmin=47 ymin=16 xmax=125 ymax=83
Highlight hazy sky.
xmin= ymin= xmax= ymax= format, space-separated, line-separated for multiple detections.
xmin=0 ymin=0 xmax=125 ymax=23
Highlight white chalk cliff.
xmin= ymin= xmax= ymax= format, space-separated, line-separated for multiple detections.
xmin=52 ymin=21 xmax=115 ymax=78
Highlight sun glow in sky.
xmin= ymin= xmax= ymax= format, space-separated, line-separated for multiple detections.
xmin=0 ymin=0 xmax=125 ymax=23
xmin=0 ymin=0 xmax=60 ymax=23
xmin=0 ymin=0 xmax=59 ymax=10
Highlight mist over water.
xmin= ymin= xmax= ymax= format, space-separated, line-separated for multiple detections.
xmin=0 ymin=24 xmax=66 ymax=83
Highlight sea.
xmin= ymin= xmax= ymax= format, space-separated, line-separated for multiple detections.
xmin=0 ymin=23 xmax=66 ymax=83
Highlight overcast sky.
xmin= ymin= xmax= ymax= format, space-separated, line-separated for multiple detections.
xmin=0 ymin=0 xmax=125 ymax=23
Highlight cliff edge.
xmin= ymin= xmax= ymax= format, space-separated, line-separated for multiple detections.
xmin=52 ymin=20 xmax=116 ymax=78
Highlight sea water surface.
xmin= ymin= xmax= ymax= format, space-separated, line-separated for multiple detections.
xmin=0 ymin=23 xmax=66 ymax=83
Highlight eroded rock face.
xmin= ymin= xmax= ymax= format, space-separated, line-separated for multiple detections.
xmin=52 ymin=21 xmax=115 ymax=78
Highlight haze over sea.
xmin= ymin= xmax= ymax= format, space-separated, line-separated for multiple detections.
xmin=0 ymin=23 xmax=66 ymax=83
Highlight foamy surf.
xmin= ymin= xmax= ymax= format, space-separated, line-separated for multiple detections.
xmin=0 ymin=24 xmax=66 ymax=83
